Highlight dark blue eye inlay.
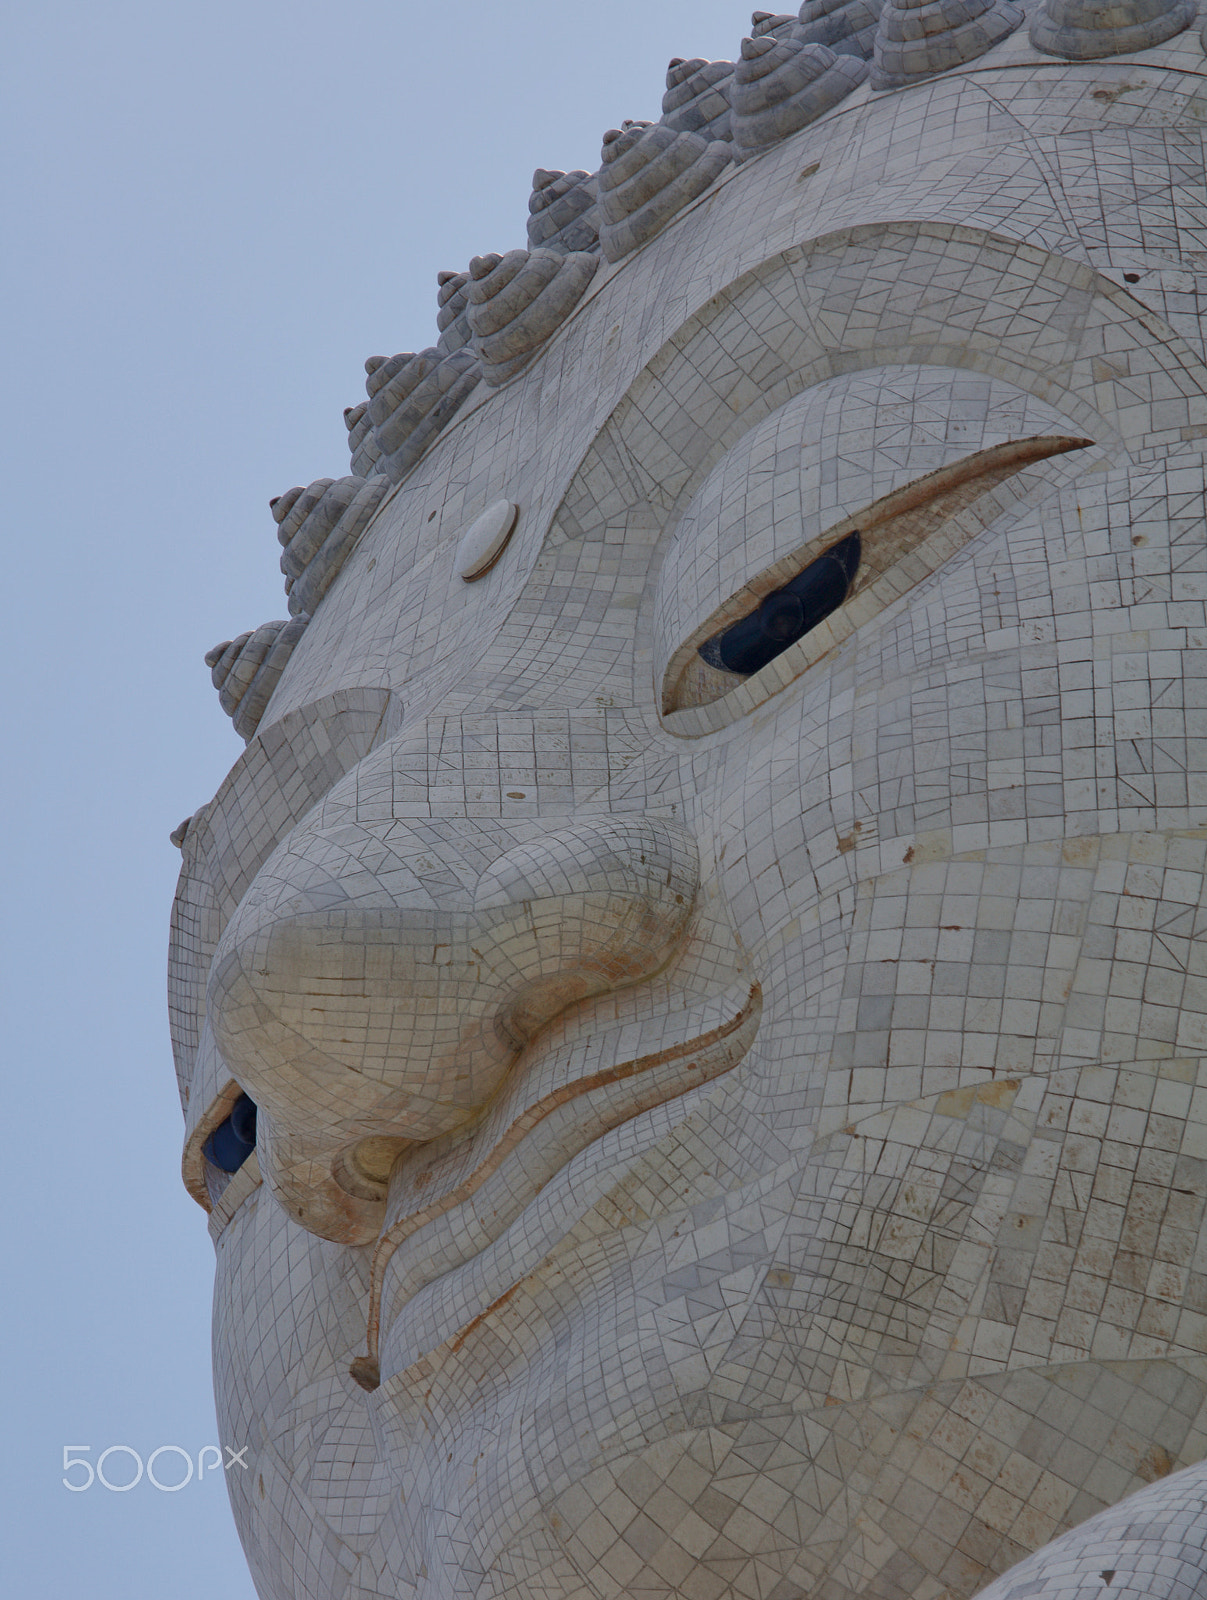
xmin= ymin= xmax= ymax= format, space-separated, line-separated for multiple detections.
xmin=204 ymin=1093 xmax=258 ymax=1174
xmin=699 ymin=530 xmax=861 ymax=678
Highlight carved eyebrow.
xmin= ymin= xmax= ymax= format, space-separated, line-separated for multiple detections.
xmin=663 ymin=432 xmax=1093 ymax=720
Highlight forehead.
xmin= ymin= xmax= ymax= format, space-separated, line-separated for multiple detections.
xmin=184 ymin=55 xmax=1207 ymax=802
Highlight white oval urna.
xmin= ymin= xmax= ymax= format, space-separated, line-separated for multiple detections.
xmin=456 ymin=499 xmax=519 ymax=581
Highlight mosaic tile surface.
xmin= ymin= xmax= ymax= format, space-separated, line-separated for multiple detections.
xmin=171 ymin=4 xmax=1207 ymax=1595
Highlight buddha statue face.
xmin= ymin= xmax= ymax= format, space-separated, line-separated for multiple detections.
xmin=171 ymin=17 xmax=1207 ymax=1600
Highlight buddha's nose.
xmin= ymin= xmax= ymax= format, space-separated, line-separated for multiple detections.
xmin=206 ymin=807 xmax=699 ymax=1242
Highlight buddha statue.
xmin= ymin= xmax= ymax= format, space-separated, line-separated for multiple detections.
xmin=170 ymin=4 xmax=1207 ymax=1595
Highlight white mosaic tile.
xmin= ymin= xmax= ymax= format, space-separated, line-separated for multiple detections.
xmin=172 ymin=9 xmax=1207 ymax=1598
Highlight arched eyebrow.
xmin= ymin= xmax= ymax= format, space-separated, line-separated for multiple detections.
xmin=663 ymin=432 xmax=1093 ymax=718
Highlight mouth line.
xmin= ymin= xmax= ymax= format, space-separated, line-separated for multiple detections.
xmin=352 ymin=980 xmax=762 ymax=1391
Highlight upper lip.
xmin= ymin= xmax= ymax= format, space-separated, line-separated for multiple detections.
xmin=367 ymin=975 xmax=762 ymax=1387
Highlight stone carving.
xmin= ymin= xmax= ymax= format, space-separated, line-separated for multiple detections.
xmin=661 ymin=56 xmax=736 ymax=142
xmin=597 ymin=120 xmax=731 ymax=262
xmin=204 ymin=616 xmax=308 ymax=742
xmin=977 ymin=1459 xmax=1207 ymax=1596
xmin=435 ymin=268 xmax=472 ymax=353
xmin=526 ymin=168 xmax=600 ymax=255
xmin=364 ymin=345 xmax=480 ymax=481
xmin=732 ymin=33 xmax=868 ymax=159
xmin=271 ymin=474 xmax=392 ymax=618
xmin=870 ymin=0 xmax=1023 ymax=89
xmin=208 ymin=812 xmax=701 ymax=1241
xmin=1031 ymin=0 xmax=1196 ymax=59
xmin=795 ymin=0 xmax=887 ymax=57
xmin=171 ymin=9 xmax=1207 ymax=1600
xmin=342 ymin=399 xmax=381 ymax=478
xmin=751 ymin=8 xmax=801 ymax=35
xmin=455 ymin=499 xmax=519 ymax=582
xmin=466 ymin=248 xmax=598 ymax=386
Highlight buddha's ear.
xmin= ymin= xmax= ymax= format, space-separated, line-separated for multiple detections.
xmin=474 ymin=814 xmax=698 ymax=915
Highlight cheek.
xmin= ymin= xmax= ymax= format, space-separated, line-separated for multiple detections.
xmin=698 ymin=524 xmax=1096 ymax=946
xmin=699 ymin=681 xmax=856 ymax=953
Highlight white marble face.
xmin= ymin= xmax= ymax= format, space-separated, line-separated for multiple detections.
xmin=171 ymin=26 xmax=1207 ymax=1600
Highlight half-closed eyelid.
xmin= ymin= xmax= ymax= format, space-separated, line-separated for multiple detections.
xmin=662 ymin=432 xmax=1092 ymax=721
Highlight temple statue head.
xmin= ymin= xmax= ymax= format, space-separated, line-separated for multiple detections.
xmin=170 ymin=5 xmax=1207 ymax=1597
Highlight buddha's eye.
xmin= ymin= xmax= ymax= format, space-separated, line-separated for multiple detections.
xmin=699 ymin=531 xmax=860 ymax=677
xmin=661 ymin=432 xmax=1092 ymax=724
xmin=204 ymin=1093 xmax=258 ymax=1174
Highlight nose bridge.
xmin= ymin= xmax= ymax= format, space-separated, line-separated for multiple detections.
xmin=201 ymin=713 xmax=701 ymax=1244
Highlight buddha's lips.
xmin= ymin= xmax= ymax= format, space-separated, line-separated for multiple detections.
xmin=362 ymin=979 xmax=763 ymax=1388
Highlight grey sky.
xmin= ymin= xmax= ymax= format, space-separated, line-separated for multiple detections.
xmin=2 ymin=2 xmax=752 ymax=1594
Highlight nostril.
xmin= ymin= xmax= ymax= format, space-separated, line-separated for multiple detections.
xmin=205 ymin=1093 xmax=258 ymax=1174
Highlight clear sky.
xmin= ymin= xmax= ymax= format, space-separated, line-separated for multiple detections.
xmin=1 ymin=2 xmax=754 ymax=1595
